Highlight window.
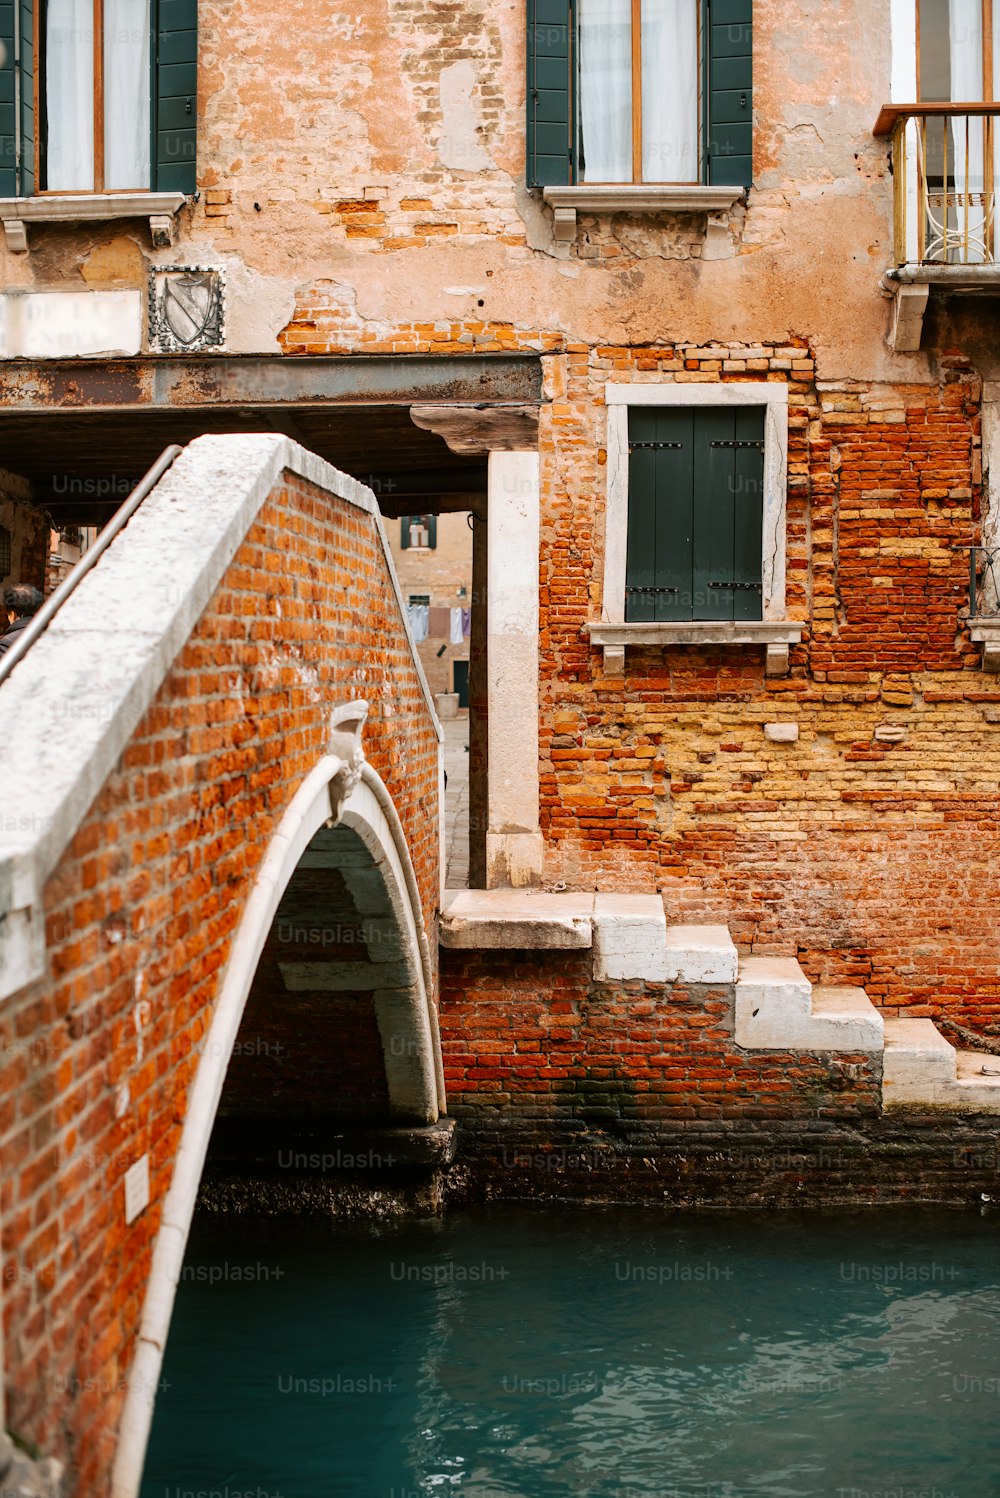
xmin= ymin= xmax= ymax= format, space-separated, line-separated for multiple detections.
xmin=0 ymin=0 xmax=197 ymax=197
xmin=401 ymin=515 xmax=437 ymax=550
xmin=625 ymin=405 xmax=764 ymax=621
xmin=578 ymin=0 xmax=698 ymax=183
xmin=589 ymin=382 xmax=801 ymax=674
xmin=918 ymin=0 xmax=998 ymax=103
xmin=526 ymin=0 xmax=752 ymax=189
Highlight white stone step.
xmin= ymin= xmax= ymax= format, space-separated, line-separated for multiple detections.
xmin=883 ymin=1018 xmax=1000 ymax=1113
xmin=592 ymin=903 xmax=738 ymax=984
xmin=663 ymin=924 xmax=739 ymax=984
xmin=439 ymin=890 xmax=594 ymax=949
xmin=593 ymin=894 xmax=667 ymax=979
xmin=735 ymin=957 xmax=883 ymax=1051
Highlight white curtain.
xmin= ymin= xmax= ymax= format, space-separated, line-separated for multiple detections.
xmin=579 ymin=0 xmax=632 ymax=182
xmin=641 ymin=0 xmax=698 ymax=182
xmin=46 ymin=0 xmax=94 ymax=190
xmin=104 ymin=0 xmax=150 ymax=188
xmin=949 ymin=0 xmax=986 ymax=259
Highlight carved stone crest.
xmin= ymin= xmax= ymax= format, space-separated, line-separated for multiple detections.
xmin=148 ymin=267 xmax=224 ymax=352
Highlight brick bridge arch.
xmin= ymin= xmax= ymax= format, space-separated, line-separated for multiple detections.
xmin=0 ymin=435 xmax=444 ymax=1496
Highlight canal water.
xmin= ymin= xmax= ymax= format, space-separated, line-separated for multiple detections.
xmin=141 ymin=1205 xmax=1000 ymax=1498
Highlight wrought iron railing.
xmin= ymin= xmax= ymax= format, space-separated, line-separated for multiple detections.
xmin=875 ymin=103 xmax=1000 ymax=266
xmin=954 ymin=544 xmax=1000 ymax=619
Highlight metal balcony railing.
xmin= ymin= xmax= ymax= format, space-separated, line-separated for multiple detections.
xmin=954 ymin=544 xmax=1000 ymax=620
xmin=874 ymin=103 xmax=1000 ymax=266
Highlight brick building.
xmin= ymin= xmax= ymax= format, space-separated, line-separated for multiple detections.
xmin=5 ymin=0 xmax=1000 ymax=1489
xmin=1 ymin=0 xmax=997 ymax=1005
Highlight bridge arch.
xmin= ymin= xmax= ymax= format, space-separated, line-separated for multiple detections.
xmin=111 ymin=725 xmax=443 ymax=1497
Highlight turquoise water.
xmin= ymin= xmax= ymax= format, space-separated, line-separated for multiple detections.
xmin=141 ymin=1206 xmax=1000 ymax=1498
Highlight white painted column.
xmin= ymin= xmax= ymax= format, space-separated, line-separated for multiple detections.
xmin=485 ymin=450 xmax=543 ymax=887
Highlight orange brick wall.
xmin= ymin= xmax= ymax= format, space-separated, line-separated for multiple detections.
xmin=439 ymin=950 xmax=881 ymax=1130
xmin=0 ymin=471 xmax=440 ymax=1492
xmin=535 ymin=343 xmax=1000 ymax=1034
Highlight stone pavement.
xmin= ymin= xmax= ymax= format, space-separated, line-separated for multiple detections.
xmin=443 ymin=715 xmax=469 ymax=889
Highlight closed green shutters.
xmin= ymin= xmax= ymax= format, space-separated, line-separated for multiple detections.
xmin=526 ymin=0 xmax=573 ymax=187
xmin=705 ymin=0 xmax=753 ymax=187
xmin=154 ymin=0 xmax=198 ymax=192
xmin=625 ymin=406 xmax=764 ymax=623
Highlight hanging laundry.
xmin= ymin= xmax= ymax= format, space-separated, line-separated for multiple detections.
xmin=461 ymin=607 xmax=471 ymax=639
xmin=450 ymin=607 xmax=465 ymax=644
xmin=407 ymin=603 xmax=429 ymax=643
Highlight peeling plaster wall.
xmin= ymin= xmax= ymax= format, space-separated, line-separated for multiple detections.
xmin=0 ymin=0 xmax=977 ymax=380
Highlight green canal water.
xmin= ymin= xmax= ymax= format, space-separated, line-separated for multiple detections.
xmin=141 ymin=1206 xmax=1000 ymax=1498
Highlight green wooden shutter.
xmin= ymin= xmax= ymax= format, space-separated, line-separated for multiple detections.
xmin=626 ymin=409 xmax=695 ymax=623
xmin=705 ymin=0 xmax=752 ymax=188
xmin=153 ymin=0 xmax=197 ymax=192
xmin=0 ymin=0 xmax=15 ymax=194
xmin=401 ymin=517 xmax=411 ymax=550
xmin=0 ymin=0 xmax=31 ymax=196
xmin=526 ymin=0 xmax=573 ymax=187
xmin=626 ymin=406 xmax=763 ymax=623
xmin=18 ymin=0 xmax=32 ymax=194
xmin=692 ymin=406 xmax=763 ymax=620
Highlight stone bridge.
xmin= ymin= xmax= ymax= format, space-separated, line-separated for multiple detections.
xmin=0 ymin=436 xmax=446 ymax=1495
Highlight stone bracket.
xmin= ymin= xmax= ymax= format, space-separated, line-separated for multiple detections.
xmin=883 ymin=279 xmax=930 ymax=353
xmin=409 ymin=403 xmax=540 ymax=455
xmin=971 ymin=620 xmax=1000 ymax=672
xmin=2 ymin=218 xmax=27 ymax=253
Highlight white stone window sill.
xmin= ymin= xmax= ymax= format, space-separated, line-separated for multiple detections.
xmin=542 ymin=183 xmax=744 ymax=241
xmin=0 ymin=191 xmax=188 ymax=253
xmin=586 ymin=619 xmax=805 ymax=677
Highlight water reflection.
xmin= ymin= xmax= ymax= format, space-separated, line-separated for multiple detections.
xmin=142 ymin=1207 xmax=1000 ymax=1498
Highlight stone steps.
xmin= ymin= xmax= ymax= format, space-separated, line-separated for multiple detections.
xmin=734 ymin=957 xmax=883 ymax=1052
xmin=882 ymin=1018 xmax=1000 ymax=1114
xmin=438 ymin=890 xmax=1000 ymax=1113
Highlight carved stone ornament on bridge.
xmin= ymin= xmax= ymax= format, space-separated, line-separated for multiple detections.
xmin=327 ymin=699 xmax=369 ymax=824
xmin=148 ymin=266 xmax=225 ymax=352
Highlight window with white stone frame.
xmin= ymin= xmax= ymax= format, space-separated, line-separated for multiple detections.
xmin=586 ymin=381 xmax=804 ymax=675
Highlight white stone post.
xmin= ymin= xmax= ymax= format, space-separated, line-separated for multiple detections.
xmin=485 ymin=450 xmax=543 ymax=887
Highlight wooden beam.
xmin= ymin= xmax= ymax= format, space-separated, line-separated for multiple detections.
xmin=93 ymin=0 xmax=104 ymax=191
xmin=631 ymin=0 xmax=642 ymax=183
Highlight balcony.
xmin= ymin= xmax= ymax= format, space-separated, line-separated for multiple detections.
xmin=874 ymin=104 xmax=1000 ymax=349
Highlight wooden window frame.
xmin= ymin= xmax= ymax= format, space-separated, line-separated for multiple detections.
xmin=916 ymin=0 xmax=995 ymax=101
xmin=577 ymin=0 xmax=703 ymax=186
xmin=36 ymin=0 xmax=151 ymax=194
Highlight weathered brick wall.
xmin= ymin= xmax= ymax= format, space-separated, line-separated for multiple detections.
xmin=0 ymin=471 xmax=439 ymax=1492
xmin=439 ymin=949 xmax=881 ymax=1142
xmin=438 ymin=951 xmax=1000 ymax=1208
xmin=536 ymin=344 xmax=1000 ymax=1033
